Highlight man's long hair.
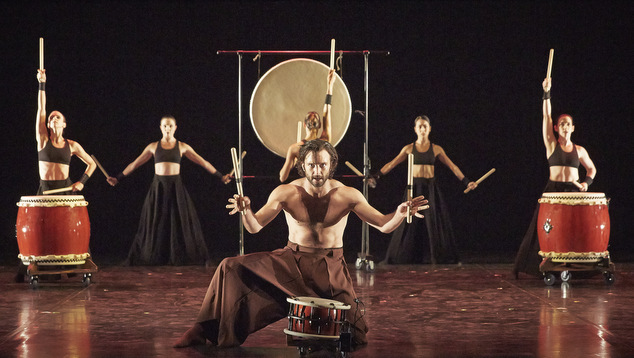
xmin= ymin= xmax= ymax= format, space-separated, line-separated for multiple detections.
xmin=296 ymin=139 xmax=338 ymax=179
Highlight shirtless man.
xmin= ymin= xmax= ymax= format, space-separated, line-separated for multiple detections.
xmin=174 ymin=139 xmax=428 ymax=349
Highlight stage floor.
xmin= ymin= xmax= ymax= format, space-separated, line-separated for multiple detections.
xmin=1 ymin=262 xmax=634 ymax=358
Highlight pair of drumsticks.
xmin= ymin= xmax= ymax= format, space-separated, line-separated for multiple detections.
xmin=345 ymin=160 xmax=495 ymax=223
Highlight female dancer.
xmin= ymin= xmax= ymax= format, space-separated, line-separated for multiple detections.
xmin=36 ymin=69 xmax=96 ymax=194
xmin=513 ymin=77 xmax=596 ymax=277
xmin=17 ymin=69 xmax=97 ymax=283
xmin=279 ymin=69 xmax=335 ymax=182
xmin=107 ymin=115 xmax=231 ymax=265
xmin=374 ymin=115 xmax=476 ymax=264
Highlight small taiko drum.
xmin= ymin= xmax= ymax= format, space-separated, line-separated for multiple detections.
xmin=16 ymin=195 xmax=91 ymax=265
xmin=284 ymin=296 xmax=350 ymax=340
xmin=537 ymin=192 xmax=610 ymax=262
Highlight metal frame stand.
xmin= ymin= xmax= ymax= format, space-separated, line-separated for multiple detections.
xmin=355 ymin=52 xmax=375 ymax=272
xmin=217 ymin=49 xmax=389 ymax=257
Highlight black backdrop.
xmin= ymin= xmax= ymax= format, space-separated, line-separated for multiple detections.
xmin=2 ymin=1 xmax=633 ymax=265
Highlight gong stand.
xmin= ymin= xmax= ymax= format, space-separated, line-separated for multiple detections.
xmin=217 ymin=50 xmax=389 ymax=260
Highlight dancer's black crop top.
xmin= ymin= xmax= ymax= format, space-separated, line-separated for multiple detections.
xmin=38 ymin=140 xmax=71 ymax=165
xmin=412 ymin=142 xmax=436 ymax=165
xmin=548 ymin=144 xmax=580 ymax=168
xmin=155 ymin=141 xmax=181 ymax=164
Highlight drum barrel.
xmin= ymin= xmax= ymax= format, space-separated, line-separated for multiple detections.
xmin=16 ymin=195 xmax=91 ymax=264
xmin=537 ymin=192 xmax=610 ymax=262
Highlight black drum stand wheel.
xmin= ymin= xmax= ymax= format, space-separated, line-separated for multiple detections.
xmin=543 ymin=273 xmax=556 ymax=286
xmin=29 ymin=275 xmax=39 ymax=289
xmin=560 ymin=270 xmax=571 ymax=282
xmin=82 ymin=273 xmax=92 ymax=287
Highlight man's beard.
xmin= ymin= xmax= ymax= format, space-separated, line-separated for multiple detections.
xmin=308 ymin=175 xmax=325 ymax=187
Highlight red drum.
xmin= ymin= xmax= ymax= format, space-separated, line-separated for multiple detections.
xmin=16 ymin=195 xmax=91 ymax=265
xmin=284 ymin=296 xmax=350 ymax=339
xmin=537 ymin=192 xmax=610 ymax=262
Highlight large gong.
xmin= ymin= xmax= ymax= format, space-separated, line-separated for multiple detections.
xmin=250 ymin=58 xmax=352 ymax=158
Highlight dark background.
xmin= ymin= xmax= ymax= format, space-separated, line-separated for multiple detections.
xmin=2 ymin=1 xmax=632 ymax=266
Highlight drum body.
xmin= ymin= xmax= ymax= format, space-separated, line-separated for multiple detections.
xmin=284 ymin=296 xmax=350 ymax=339
xmin=537 ymin=192 xmax=610 ymax=262
xmin=16 ymin=195 xmax=91 ymax=265
xmin=250 ymin=58 xmax=352 ymax=158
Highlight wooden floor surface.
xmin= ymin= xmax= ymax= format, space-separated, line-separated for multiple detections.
xmin=1 ymin=261 xmax=633 ymax=357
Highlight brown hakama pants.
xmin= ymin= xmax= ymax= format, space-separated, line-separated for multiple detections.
xmin=196 ymin=241 xmax=368 ymax=347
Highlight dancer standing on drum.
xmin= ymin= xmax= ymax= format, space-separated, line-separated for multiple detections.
xmin=279 ymin=69 xmax=335 ymax=182
xmin=107 ymin=115 xmax=232 ymax=266
xmin=36 ymin=69 xmax=96 ymax=194
xmin=174 ymin=139 xmax=428 ymax=349
xmin=513 ymin=76 xmax=597 ymax=277
xmin=371 ymin=115 xmax=476 ymax=264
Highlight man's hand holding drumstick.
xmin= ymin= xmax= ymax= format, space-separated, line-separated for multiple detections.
xmin=397 ymin=195 xmax=429 ymax=221
xmin=227 ymin=147 xmax=249 ymax=216
xmin=227 ymin=151 xmax=246 ymax=184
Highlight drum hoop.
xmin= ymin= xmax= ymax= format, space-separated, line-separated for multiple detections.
xmin=18 ymin=253 xmax=91 ymax=266
xmin=539 ymin=192 xmax=607 ymax=205
xmin=283 ymin=328 xmax=340 ymax=340
xmin=538 ymin=197 xmax=607 ymax=206
xmin=287 ymin=296 xmax=351 ymax=310
xmin=17 ymin=195 xmax=88 ymax=207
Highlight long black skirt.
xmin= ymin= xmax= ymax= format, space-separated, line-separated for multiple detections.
xmin=381 ymin=177 xmax=459 ymax=264
xmin=126 ymin=175 xmax=210 ymax=266
xmin=512 ymin=180 xmax=580 ymax=277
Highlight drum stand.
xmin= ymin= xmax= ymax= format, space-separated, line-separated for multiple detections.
xmin=354 ymin=53 xmax=375 ymax=272
xmin=539 ymin=256 xmax=615 ymax=286
xmin=24 ymin=257 xmax=98 ymax=289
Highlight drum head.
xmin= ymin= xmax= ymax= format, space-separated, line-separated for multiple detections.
xmin=250 ymin=58 xmax=352 ymax=158
xmin=287 ymin=296 xmax=351 ymax=310
xmin=541 ymin=192 xmax=606 ymax=199
xmin=17 ymin=195 xmax=88 ymax=207
xmin=539 ymin=192 xmax=607 ymax=205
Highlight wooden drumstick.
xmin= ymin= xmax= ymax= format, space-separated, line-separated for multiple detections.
xmin=90 ymin=155 xmax=110 ymax=178
xmin=573 ymin=180 xmax=584 ymax=190
xmin=39 ymin=38 xmax=44 ymax=70
xmin=345 ymin=161 xmax=363 ymax=176
xmin=230 ymin=148 xmax=244 ymax=207
xmin=464 ymin=168 xmax=496 ymax=194
xmin=546 ymin=48 xmax=554 ymax=78
xmin=407 ymin=153 xmax=414 ymax=223
xmin=330 ymin=38 xmax=335 ymax=69
xmin=43 ymin=186 xmax=73 ymax=195
xmin=297 ymin=121 xmax=303 ymax=142
xmin=228 ymin=151 xmax=246 ymax=176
